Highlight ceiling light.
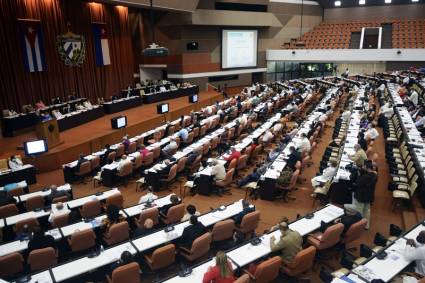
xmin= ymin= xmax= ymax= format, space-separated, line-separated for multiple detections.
xmin=411 ymin=0 xmax=419 ymax=2
xmin=334 ymin=1 xmax=341 ymax=6
xmin=359 ymin=0 xmax=366 ymax=4
xmin=385 ymin=0 xmax=391 ymax=3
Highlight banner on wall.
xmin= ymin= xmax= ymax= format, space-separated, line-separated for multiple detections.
xmin=92 ymin=23 xmax=111 ymax=66
xmin=18 ymin=19 xmax=47 ymax=72
xmin=56 ymin=31 xmax=86 ymax=67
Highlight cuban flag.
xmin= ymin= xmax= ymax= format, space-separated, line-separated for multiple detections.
xmin=92 ymin=23 xmax=111 ymax=66
xmin=18 ymin=20 xmax=47 ymax=72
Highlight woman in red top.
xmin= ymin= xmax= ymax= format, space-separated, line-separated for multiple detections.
xmin=203 ymin=251 xmax=235 ymax=283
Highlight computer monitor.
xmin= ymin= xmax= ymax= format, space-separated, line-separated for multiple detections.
xmin=189 ymin=94 xmax=198 ymax=103
xmin=24 ymin=139 xmax=48 ymax=156
xmin=157 ymin=103 xmax=169 ymax=114
xmin=111 ymin=116 xmax=127 ymax=129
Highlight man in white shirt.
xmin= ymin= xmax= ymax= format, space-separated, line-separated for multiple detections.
xmin=379 ymin=102 xmax=394 ymax=118
xmin=404 ymin=231 xmax=425 ymax=276
xmin=403 ymin=76 xmax=410 ymax=86
xmin=365 ymin=124 xmax=379 ymax=141
xmin=273 ymin=122 xmax=283 ymax=135
xmin=262 ymin=130 xmax=274 ymax=144
xmin=162 ymin=138 xmax=178 ymax=156
xmin=238 ymin=115 xmax=247 ymax=127
xmin=297 ymin=133 xmax=311 ymax=154
xmin=117 ymin=155 xmax=132 ymax=172
xmin=341 ymin=110 xmax=351 ymax=121
xmin=138 ymin=187 xmax=158 ymax=204
xmin=8 ymin=155 xmax=23 ymax=170
xmin=319 ymin=113 xmax=328 ymax=123
xmin=48 ymin=202 xmax=70 ymax=223
xmin=311 ymin=160 xmax=337 ymax=187
xmin=415 ymin=116 xmax=425 ymax=128
xmin=210 ymin=159 xmax=226 ymax=182
xmin=410 ymin=90 xmax=419 ymax=106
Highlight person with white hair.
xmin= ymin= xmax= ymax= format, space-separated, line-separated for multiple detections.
xmin=210 ymin=159 xmax=226 ymax=182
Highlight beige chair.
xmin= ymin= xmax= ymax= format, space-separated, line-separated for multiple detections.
xmin=137 ymin=207 xmax=159 ymax=227
xmin=211 ymin=219 xmax=235 ymax=242
xmin=0 ymin=204 xmax=19 ymax=218
xmin=52 ymin=212 xmax=70 ymax=228
xmin=28 ymin=247 xmax=58 ymax=271
xmin=116 ymin=162 xmax=133 ymax=186
xmin=15 ymin=218 xmax=39 ymax=233
xmin=115 ymin=145 xmax=125 ymax=158
xmin=235 ymin=211 xmax=260 ymax=237
xmin=90 ymin=156 xmax=101 ymax=172
xmin=107 ymin=262 xmax=141 ymax=283
xmin=307 ymin=223 xmax=344 ymax=250
xmin=144 ymin=244 xmax=176 ymax=271
xmin=133 ymin=154 xmax=143 ymax=173
xmin=160 ymin=164 xmax=177 ymax=190
xmin=0 ymin=252 xmax=24 ymax=278
xmin=244 ymin=256 xmax=282 ymax=283
xmin=216 ymin=168 xmax=235 ymax=192
xmin=106 ymin=193 xmax=124 ymax=209
xmin=161 ymin=203 xmax=185 ymax=225
xmin=142 ymin=152 xmax=154 ymax=167
xmin=107 ymin=151 xmax=117 ymax=163
xmin=281 ymin=246 xmax=316 ymax=277
xmin=104 ymin=222 xmax=130 ymax=246
xmin=152 ymin=146 xmax=161 ymax=160
xmin=26 ymin=195 xmax=45 ymax=211
xmin=68 ymin=229 xmax=96 ymax=252
xmin=180 ymin=232 xmax=212 ymax=262
xmin=79 ymin=199 xmax=101 ymax=218
xmin=176 ymin=157 xmax=187 ymax=175
xmin=127 ymin=142 xmax=137 ymax=154
xmin=236 ymin=154 xmax=248 ymax=172
xmin=75 ymin=161 xmax=92 ymax=182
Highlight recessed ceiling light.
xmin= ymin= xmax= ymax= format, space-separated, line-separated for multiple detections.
xmin=359 ymin=0 xmax=366 ymax=4
xmin=335 ymin=0 xmax=341 ymax=6
xmin=385 ymin=0 xmax=391 ymax=3
xmin=412 ymin=0 xmax=419 ymax=2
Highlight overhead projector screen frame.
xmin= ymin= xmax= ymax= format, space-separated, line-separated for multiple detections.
xmin=221 ymin=29 xmax=259 ymax=70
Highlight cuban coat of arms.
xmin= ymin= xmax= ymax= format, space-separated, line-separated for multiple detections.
xmin=56 ymin=31 xmax=86 ymax=66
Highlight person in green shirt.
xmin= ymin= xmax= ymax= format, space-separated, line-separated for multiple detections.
xmin=269 ymin=222 xmax=302 ymax=263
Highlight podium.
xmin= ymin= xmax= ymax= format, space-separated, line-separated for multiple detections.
xmin=35 ymin=119 xmax=62 ymax=149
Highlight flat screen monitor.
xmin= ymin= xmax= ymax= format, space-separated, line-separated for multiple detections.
xmin=24 ymin=139 xmax=48 ymax=156
xmin=111 ymin=116 xmax=127 ymax=129
xmin=221 ymin=29 xmax=258 ymax=69
xmin=157 ymin=103 xmax=169 ymax=114
xmin=189 ymin=94 xmax=198 ymax=103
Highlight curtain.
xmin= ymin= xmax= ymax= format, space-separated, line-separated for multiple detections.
xmin=0 ymin=0 xmax=134 ymax=111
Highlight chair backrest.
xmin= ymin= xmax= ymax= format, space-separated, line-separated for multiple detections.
xmin=319 ymin=223 xmax=344 ymax=250
xmin=28 ymin=247 xmax=57 ymax=271
xmin=0 ymin=159 xmax=8 ymax=171
xmin=127 ymin=142 xmax=137 ymax=153
xmin=80 ymin=199 xmax=101 ymax=218
xmin=189 ymin=232 xmax=212 ymax=260
xmin=133 ymin=154 xmax=143 ymax=170
xmin=142 ymin=152 xmax=154 ymax=166
xmin=7 ymin=187 xmax=25 ymax=197
xmin=236 ymin=154 xmax=248 ymax=170
xmin=190 ymin=155 xmax=202 ymax=173
xmin=342 ymin=218 xmax=367 ymax=244
xmin=176 ymin=157 xmax=187 ymax=173
xmin=106 ymin=222 xmax=130 ymax=245
xmin=152 ymin=146 xmax=161 ymax=160
xmin=108 ymin=151 xmax=117 ymax=162
xmin=90 ymin=156 xmax=101 ymax=170
xmin=0 ymin=204 xmax=19 ymax=218
xmin=254 ymin=256 xmax=282 ymax=283
xmin=251 ymin=145 xmax=262 ymax=159
xmin=26 ymin=195 xmax=45 ymax=211
xmin=186 ymin=132 xmax=194 ymax=144
xmin=150 ymin=244 xmax=176 ymax=270
xmin=284 ymin=246 xmax=317 ymax=276
xmin=52 ymin=195 xmax=69 ymax=203
xmin=106 ymin=193 xmax=124 ymax=209
xmin=15 ymin=217 xmax=39 ymax=233
xmin=211 ymin=219 xmax=235 ymax=242
xmin=118 ymin=162 xmax=133 ymax=177
xmin=0 ymin=252 xmax=24 ymax=278
xmin=217 ymin=168 xmax=235 ymax=187
xmin=234 ymin=274 xmax=250 ymax=283
xmin=288 ymin=170 xmax=300 ymax=189
xmin=165 ymin=164 xmax=177 ymax=181
xmin=78 ymin=161 xmax=92 ymax=175
xmin=52 ymin=212 xmax=70 ymax=228
xmin=164 ymin=203 xmax=185 ymax=224
xmin=111 ymin=262 xmax=141 ymax=283
xmin=239 ymin=210 xmax=260 ymax=234
xmin=69 ymin=229 xmax=96 ymax=252
xmin=115 ymin=145 xmax=125 ymax=158
xmin=138 ymin=207 xmax=159 ymax=226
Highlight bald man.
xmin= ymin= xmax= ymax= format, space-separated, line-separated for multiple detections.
xmin=270 ymin=222 xmax=302 ymax=263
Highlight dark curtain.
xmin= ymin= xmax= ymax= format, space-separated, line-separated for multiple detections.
xmin=0 ymin=0 xmax=134 ymax=111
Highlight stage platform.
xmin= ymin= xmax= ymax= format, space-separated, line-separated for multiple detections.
xmin=0 ymin=90 xmax=222 ymax=172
